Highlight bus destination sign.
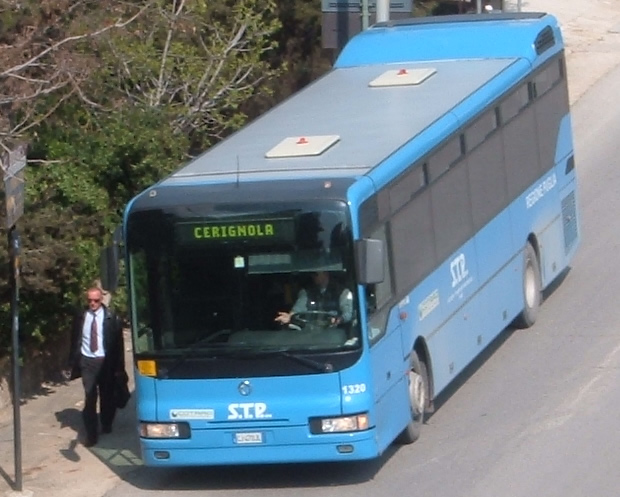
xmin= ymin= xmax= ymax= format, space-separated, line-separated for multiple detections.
xmin=176 ymin=219 xmax=294 ymax=245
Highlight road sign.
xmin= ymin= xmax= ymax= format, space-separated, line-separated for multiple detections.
xmin=1 ymin=144 xmax=27 ymax=228
xmin=321 ymin=0 xmax=413 ymax=12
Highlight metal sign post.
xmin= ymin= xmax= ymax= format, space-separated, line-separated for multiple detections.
xmin=321 ymin=0 xmax=413 ymax=50
xmin=8 ymin=225 xmax=22 ymax=492
xmin=2 ymin=143 xmax=26 ymax=494
xmin=362 ymin=0 xmax=370 ymax=30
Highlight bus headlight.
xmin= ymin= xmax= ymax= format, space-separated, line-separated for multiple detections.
xmin=310 ymin=413 xmax=370 ymax=434
xmin=139 ymin=422 xmax=190 ymax=439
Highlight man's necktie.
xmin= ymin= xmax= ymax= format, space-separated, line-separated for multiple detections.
xmin=90 ymin=313 xmax=98 ymax=353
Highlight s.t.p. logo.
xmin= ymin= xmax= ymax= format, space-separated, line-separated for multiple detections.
xmin=228 ymin=402 xmax=272 ymax=420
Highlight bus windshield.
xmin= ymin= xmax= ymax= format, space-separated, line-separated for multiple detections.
xmin=126 ymin=201 xmax=359 ymax=356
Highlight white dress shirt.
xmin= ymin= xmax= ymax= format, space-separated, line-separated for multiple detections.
xmin=81 ymin=308 xmax=105 ymax=358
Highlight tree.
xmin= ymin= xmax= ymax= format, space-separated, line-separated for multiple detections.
xmin=0 ymin=0 xmax=150 ymax=359
xmin=26 ymin=0 xmax=283 ymax=230
xmin=0 ymin=0 xmax=148 ymax=161
xmin=0 ymin=0 xmax=283 ymax=360
xmin=85 ymin=0 xmax=282 ymax=152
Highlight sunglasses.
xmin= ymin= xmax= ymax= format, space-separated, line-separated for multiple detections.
xmin=88 ymin=298 xmax=101 ymax=303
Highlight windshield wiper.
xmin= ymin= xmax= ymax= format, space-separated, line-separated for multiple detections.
xmin=159 ymin=343 xmax=334 ymax=378
xmin=158 ymin=337 xmax=228 ymax=379
xmin=253 ymin=349 xmax=334 ymax=373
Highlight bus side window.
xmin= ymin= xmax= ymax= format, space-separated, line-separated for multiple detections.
xmin=366 ymin=285 xmax=377 ymax=314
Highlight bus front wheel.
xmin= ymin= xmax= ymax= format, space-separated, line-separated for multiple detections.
xmin=513 ymin=242 xmax=542 ymax=329
xmin=396 ymin=350 xmax=428 ymax=444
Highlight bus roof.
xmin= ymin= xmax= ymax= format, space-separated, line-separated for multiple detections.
xmin=336 ymin=12 xmax=560 ymax=67
xmin=159 ymin=13 xmax=562 ymax=189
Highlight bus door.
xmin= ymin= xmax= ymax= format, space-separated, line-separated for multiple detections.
xmin=364 ymin=249 xmax=412 ymax=448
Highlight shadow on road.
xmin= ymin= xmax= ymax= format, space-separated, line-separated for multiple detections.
xmin=121 ymin=444 xmax=400 ymax=492
xmin=72 ymin=388 xmax=402 ymax=492
xmin=88 ymin=393 xmax=145 ymax=477
xmin=55 ymin=407 xmax=83 ymax=463
xmin=86 ymin=389 xmax=402 ymax=491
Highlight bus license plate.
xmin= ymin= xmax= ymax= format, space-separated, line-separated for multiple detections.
xmin=235 ymin=432 xmax=263 ymax=444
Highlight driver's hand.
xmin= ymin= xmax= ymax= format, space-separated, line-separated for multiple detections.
xmin=275 ymin=312 xmax=292 ymax=324
xmin=330 ymin=316 xmax=342 ymax=326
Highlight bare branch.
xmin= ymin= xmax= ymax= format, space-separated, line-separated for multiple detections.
xmin=0 ymin=4 xmax=150 ymax=79
xmin=0 ymin=1 xmax=153 ymax=149
xmin=10 ymin=88 xmax=75 ymax=136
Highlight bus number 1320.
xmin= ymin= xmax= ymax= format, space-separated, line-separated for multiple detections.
xmin=342 ymin=384 xmax=367 ymax=395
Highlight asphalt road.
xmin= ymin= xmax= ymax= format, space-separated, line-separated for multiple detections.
xmin=101 ymin=60 xmax=620 ymax=497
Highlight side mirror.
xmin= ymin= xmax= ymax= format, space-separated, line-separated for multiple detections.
xmin=99 ymin=226 xmax=123 ymax=292
xmin=354 ymin=238 xmax=385 ymax=285
xmin=100 ymin=245 xmax=120 ymax=292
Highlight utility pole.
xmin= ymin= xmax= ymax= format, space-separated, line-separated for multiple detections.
xmin=376 ymin=0 xmax=389 ymax=23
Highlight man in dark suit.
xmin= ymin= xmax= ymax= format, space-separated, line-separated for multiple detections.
xmin=67 ymin=286 xmax=125 ymax=447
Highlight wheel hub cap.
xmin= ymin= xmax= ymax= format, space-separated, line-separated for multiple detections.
xmin=409 ymin=371 xmax=425 ymax=416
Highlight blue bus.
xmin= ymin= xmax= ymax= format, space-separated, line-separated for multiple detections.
xmin=121 ymin=13 xmax=579 ymax=466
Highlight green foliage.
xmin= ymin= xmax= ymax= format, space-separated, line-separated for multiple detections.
xmin=33 ymin=105 xmax=188 ymax=217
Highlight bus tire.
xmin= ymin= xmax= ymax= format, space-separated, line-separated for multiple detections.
xmin=513 ymin=242 xmax=542 ymax=329
xmin=396 ymin=350 xmax=428 ymax=444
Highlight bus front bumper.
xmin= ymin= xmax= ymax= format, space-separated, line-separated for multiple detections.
xmin=139 ymin=427 xmax=379 ymax=466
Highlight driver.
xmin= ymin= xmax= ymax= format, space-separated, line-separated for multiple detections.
xmin=275 ymin=271 xmax=353 ymax=326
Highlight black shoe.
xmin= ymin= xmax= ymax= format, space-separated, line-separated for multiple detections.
xmin=84 ymin=436 xmax=98 ymax=448
xmin=102 ymin=425 xmax=112 ymax=434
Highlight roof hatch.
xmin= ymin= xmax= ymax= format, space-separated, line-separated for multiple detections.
xmin=265 ymin=135 xmax=340 ymax=158
xmin=369 ymin=67 xmax=437 ymax=88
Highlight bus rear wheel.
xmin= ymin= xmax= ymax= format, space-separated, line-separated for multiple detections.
xmin=513 ymin=242 xmax=542 ymax=329
xmin=396 ymin=350 xmax=428 ymax=444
